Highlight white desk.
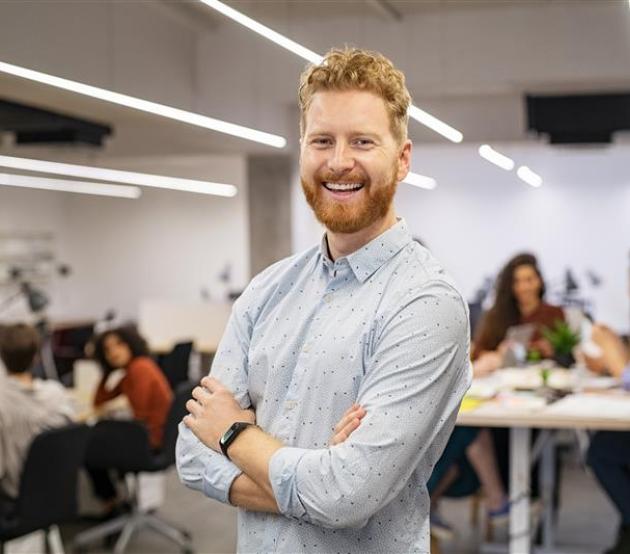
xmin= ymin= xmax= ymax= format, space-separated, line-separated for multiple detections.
xmin=457 ymin=374 xmax=630 ymax=554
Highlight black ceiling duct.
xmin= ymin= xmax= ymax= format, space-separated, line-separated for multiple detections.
xmin=526 ymin=92 xmax=630 ymax=145
xmin=0 ymin=98 xmax=112 ymax=147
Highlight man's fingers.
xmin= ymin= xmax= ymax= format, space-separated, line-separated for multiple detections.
xmin=200 ymin=376 xmax=225 ymax=393
xmin=186 ymin=398 xmax=202 ymax=417
xmin=331 ymin=416 xmax=362 ymax=445
xmin=333 ymin=406 xmax=366 ymax=433
xmin=192 ymin=385 xmax=211 ymax=404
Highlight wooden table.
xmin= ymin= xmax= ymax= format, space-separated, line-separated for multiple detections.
xmin=456 ymin=372 xmax=630 ymax=554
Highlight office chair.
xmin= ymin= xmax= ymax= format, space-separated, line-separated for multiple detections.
xmin=73 ymin=382 xmax=194 ymax=554
xmin=0 ymin=424 xmax=91 ymax=554
xmin=157 ymin=341 xmax=193 ymax=390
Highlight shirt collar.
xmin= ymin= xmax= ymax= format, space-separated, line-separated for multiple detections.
xmin=318 ymin=218 xmax=413 ymax=283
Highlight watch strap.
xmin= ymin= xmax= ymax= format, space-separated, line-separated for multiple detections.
xmin=219 ymin=421 xmax=254 ymax=460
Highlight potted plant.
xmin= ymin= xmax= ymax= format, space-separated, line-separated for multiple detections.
xmin=541 ymin=319 xmax=580 ymax=368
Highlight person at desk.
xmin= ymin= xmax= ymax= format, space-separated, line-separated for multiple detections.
xmin=473 ymin=252 xmax=565 ymax=367
xmin=430 ymin=253 xmax=565 ymax=537
xmin=87 ymin=325 xmax=172 ymax=515
xmin=0 ymin=323 xmax=76 ymax=505
xmin=585 ymin=324 xmax=630 ymax=554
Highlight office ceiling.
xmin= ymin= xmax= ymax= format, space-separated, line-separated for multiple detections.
xmin=0 ymin=0 xmax=628 ymax=162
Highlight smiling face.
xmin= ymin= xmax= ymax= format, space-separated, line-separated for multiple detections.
xmin=300 ymin=89 xmax=411 ymax=234
xmin=512 ymin=264 xmax=543 ymax=307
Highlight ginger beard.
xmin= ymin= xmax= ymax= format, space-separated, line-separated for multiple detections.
xmin=301 ymin=161 xmax=399 ymax=234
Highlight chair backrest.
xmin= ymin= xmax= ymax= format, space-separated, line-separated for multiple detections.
xmin=85 ymin=381 xmax=194 ymax=472
xmin=15 ymin=423 xmax=91 ymax=530
xmin=85 ymin=419 xmax=154 ymax=473
xmin=158 ymin=342 xmax=193 ymax=390
xmin=161 ymin=381 xmax=195 ymax=466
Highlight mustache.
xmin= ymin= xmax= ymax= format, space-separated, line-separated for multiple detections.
xmin=316 ymin=171 xmax=368 ymax=183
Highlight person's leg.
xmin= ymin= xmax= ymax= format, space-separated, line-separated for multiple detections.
xmin=465 ymin=428 xmax=507 ymax=512
xmin=587 ymin=432 xmax=630 ymax=525
xmin=85 ymin=466 xmax=119 ymax=512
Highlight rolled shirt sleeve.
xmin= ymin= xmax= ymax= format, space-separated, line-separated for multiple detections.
xmin=175 ymin=289 xmax=255 ymax=504
xmin=268 ymin=281 xmax=472 ymax=528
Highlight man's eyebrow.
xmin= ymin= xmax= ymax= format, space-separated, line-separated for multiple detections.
xmin=305 ymin=130 xmax=382 ymax=138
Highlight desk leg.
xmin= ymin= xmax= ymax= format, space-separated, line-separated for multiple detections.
xmin=511 ymin=427 xmax=531 ymax=554
xmin=540 ymin=431 xmax=556 ymax=551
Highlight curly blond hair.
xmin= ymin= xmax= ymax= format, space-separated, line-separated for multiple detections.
xmin=298 ymin=47 xmax=411 ymax=144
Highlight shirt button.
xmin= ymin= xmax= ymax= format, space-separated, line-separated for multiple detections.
xmin=284 ymin=400 xmax=298 ymax=410
xmin=303 ymin=344 xmax=310 ymax=353
xmin=324 ymin=294 xmax=333 ymax=304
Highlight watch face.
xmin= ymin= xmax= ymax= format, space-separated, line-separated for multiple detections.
xmin=221 ymin=427 xmax=235 ymax=446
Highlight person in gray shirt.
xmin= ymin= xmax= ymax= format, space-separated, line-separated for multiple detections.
xmin=177 ymin=47 xmax=471 ymax=553
xmin=0 ymin=323 xmax=76 ymax=501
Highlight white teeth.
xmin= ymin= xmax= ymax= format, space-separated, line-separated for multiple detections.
xmin=324 ymin=182 xmax=363 ymax=191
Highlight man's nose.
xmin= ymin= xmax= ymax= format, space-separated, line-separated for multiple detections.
xmin=327 ymin=143 xmax=355 ymax=174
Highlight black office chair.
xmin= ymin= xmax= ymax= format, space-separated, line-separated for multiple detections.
xmin=157 ymin=341 xmax=193 ymax=390
xmin=73 ymin=382 xmax=194 ymax=554
xmin=0 ymin=423 xmax=91 ymax=554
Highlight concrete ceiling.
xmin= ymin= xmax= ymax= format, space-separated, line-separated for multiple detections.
xmin=0 ymin=0 xmax=628 ymax=164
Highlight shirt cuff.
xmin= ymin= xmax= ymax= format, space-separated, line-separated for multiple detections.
xmin=268 ymin=446 xmax=309 ymax=519
xmin=176 ymin=422 xmax=242 ymax=504
xmin=622 ymin=365 xmax=630 ymax=392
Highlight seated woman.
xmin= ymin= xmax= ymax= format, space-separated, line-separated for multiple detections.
xmin=88 ymin=325 xmax=172 ymax=516
xmin=585 ymin=324 xmax=630 ymax=554
xmin=429 ymin=253 xmax=564 ymax=539
xmin=473 ymin=252 xmax=565 ymax=365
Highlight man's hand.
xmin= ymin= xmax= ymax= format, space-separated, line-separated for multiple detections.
xmin=330 ymin=404 xmax=366 ymax=446
xmin=183 ymin=376 xmax=255 ymax=452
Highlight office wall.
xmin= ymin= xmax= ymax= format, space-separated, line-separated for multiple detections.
xmin=0 ymin=154 xmax=249 ymax=323
xmin=291 ymin=143 xmax=630 ymax=333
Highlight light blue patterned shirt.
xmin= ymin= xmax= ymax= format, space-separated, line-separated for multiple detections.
xmin=177 ymin=219 xmax=471 ymax=553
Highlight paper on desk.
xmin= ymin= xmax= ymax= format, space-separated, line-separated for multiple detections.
xmin=545 ymin=393 xmax=630 ymax=420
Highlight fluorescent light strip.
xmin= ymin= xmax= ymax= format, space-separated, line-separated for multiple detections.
xmin=0 ymin=173 xmax=141 ymax=199
xmin=199 ymin=0 xmax=323 ymax=64
xmin=407 ymin=106 xmax=463 ymax=144
xmin=200 ymin=0 xmax=463 ymax=144
xmin=402 ymin=171 xmax=437 ymax=190
xmin=517 ymin=166 xmax=543 ymax=188
xmin=478 ymin=144 xmax=515 ymax=171
xmin=0 ymin=61 xmax=286 ymax=149
xmin=0 ymin=155 xmax=238 ymax=197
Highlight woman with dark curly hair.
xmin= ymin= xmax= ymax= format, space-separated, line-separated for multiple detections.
xmin=472 ymin=252 xmax=565 ymax=367
xmin=89 ymin=325 xmax=172 ymax=515
xmin=92 ymin=325 xmax=172 ymax=449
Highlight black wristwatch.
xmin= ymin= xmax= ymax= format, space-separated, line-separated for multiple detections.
xmin=219 ymin=421 xmax=254 ymax=460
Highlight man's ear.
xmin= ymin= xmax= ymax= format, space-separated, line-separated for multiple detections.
xmin=397 ymin=139 xmax=412 ymax=182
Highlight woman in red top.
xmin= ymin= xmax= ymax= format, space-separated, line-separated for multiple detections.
xmin=93 ymin=326 xmax=172 ymax=449
xmin=88 ymin=325 xmax=172 ymax=515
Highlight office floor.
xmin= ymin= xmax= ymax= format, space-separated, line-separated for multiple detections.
xmin=58 ymin=459 xmax=616 ymax=554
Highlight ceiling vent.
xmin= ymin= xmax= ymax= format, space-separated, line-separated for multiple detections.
xmin=0 ymin=98 xmax=112 ymax=147
xmin=526 ymin=92 xmax=630 ymax=145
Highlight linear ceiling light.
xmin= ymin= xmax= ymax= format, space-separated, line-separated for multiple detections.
xmin=407 ymin=106 xmax=463 ymax=144
xmin=0 ymin=155 xmax=238 ymax=197
xmin=0 ymin=173 xmax=141 ymax=199
xmin=517 ymin=165 xmax=543 ymax=188
xmin=0 ymin=60 xmax=286 ymax=149
xmin=199 ymin=0 xmax=464 ymax=143
xmin=478 ymin=144 xmax=515 ymax=171
xmin=402 ymin=171 xmax=437 ymax=190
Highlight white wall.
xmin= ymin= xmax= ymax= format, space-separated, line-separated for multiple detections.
xmin=291 ymin=143 xmax=630 ymax=333
xmin=0 ymin=154 xmax=249 ymax=323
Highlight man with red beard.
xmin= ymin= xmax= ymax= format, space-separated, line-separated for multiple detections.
xmin=177 ymin=48 xmax=471 ymax=553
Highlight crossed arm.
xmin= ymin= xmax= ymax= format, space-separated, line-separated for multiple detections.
xmin=183 ymin=377 xmax=366 ymax=513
